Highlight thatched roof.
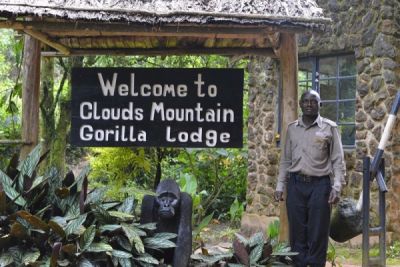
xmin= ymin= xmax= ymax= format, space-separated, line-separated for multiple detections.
xmin=0 ymin=0 xmax=327 ymax=25
xmin=0 ymin=0 xmax=330 ymax=56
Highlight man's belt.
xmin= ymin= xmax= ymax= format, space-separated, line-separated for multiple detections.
xmin=291 ymin=172 xmax=329 ymax=183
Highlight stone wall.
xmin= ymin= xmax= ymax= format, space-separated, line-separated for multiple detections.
xmin=241 ymin=56 xmax=281 ymax=235
xmin=243 ymin=0 xmax=400 ymax=239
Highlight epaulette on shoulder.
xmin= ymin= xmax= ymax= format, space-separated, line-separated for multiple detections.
xmin=322 ymin=117 xmax=337 ymax=127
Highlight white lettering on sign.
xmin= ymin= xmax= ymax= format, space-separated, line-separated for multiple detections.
xmin=165 ymin=126 xmax=230 ymax=147
xmin=79 ymin=101 xmax=143 ymax=121
xmin=194 ymin=73 xmax=218 ymax=97
xmin=149 ymin=102 xmax=234 ymax=122
xmin=97 ymin=72 xmax=188 ymax=97
xmin=80 ymin=124 xmax=147 ymax=142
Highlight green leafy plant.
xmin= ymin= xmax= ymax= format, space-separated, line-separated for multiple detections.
xmin=229 ymin=198 xmax=244 ymax=225
xmin=0 ymin=144 xmax=175 ymax=266
xmin=266 ymin=220 xmax=280 ymax=247
xmin=191 ymin=232 xmax=297 ymax=266
xmin=388 ymin=241 xmax=400 ymax=259
xmin=326 ymin=241 xmax=343 ymax=267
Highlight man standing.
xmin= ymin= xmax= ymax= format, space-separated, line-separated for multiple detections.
xmin=274 ymin=90 xmax=345 ymax=267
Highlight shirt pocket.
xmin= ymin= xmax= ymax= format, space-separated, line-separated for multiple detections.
xmin=310 ymin=132 xmax=331 ymax=159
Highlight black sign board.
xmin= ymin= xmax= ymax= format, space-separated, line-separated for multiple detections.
xmin=71 ymin=68 xmax=243 ymax=148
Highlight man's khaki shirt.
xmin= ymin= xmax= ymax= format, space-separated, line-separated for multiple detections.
xmin=277 ymin=115 xmax=346 ymax=193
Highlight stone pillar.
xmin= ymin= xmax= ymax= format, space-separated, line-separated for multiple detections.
xmin=241 ymin=56 xmax=281 ymax=236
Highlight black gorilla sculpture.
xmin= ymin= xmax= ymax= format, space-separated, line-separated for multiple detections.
xmin=140 ymin=179 xmax=192 ymax=267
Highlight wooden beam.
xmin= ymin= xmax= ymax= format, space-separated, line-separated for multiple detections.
xmin=41 ymin=47 xmax=278 ymax=57
xmin=278 ymin=32 xmax=299 ymax=243
xmin=23 ymin=29 xmax=71 ymax=55
xmin=20 ymin=34 xmax=41 ymax=159
xmin=0 ymin=20 xmax=301 ymax=37
xmin=45 ymin=30 xmax=264 ymax=39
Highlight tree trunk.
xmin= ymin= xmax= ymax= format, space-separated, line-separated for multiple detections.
xmin=51 ymin=57 xmax=83 ymax=176
xmin=20 ymin=35 xmax=41 ymax=159
xmin=40 ymin=56 xmax=55 ymax=171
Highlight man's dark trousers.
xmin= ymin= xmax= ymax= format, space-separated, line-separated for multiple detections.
xmin=286 ymin=173 xmax=331 ymax=267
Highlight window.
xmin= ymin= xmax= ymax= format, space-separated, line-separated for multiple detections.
xmin=298 ymin=55 xmax=356 ymax=147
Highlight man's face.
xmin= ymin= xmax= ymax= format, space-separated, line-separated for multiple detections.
xmin=300 ymin=93 xmax=320 ymax=117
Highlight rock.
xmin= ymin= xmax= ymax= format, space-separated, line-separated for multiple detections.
xmin=373 ymin=33 xmax=396 ymax=58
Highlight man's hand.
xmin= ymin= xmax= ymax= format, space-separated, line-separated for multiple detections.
xmin=328 ymin=189 xmax=340 ymax=204
xmin=274 ymin=191 xmax=284 ymax=202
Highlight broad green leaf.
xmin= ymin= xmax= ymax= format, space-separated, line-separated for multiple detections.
xmin=100 ymin=202 xmax=120 ymax=210
xmin=216 ymin=148 xmax=229 ymax=156
xmin=153 ymin=232 xmax=177 ymax=240
xmin=116 ymin=236 xmax=132 ymax=251
xmin=118 ymin=197 xmax=136 ymax=214
xmin=109 ymin=211 xmax=135 ymax=220
xmin=193 ymin=212 xmax=214 ymax=237
xmin=80 ymin=225 xmax=96 ymax=251
xmin=28 ymin=175 xmax=47 ymax=192
xmin=17 ymin=143 xmax=42 ymax=190
xmin=0 ymin=253 xmax=13 ymax=266
xmin=112 ymin=250 xmax=132 ymax=258
xmin=135 ymin=254 xmax=159 ymax=264
xmin=136 ymin=222 xmax=157 ymax=231
xmin=92 ymin=205 xmax=113 ymax=224
xmin=86 ymin=242 xmax=113 ymax=253
xmin=64 ymin=200 xmax=81 ymax=219
xmin=65 ymin=214 xmax=87 ymax=236
xmin=190 ymin=253 xmax=233 ymax=264
xmin=271 ymin=251 xmax=299 ymax=256
xmin=249 ymin=244 xmax=263 ymax=264
xmin=118 ymin=258 xmax=132 ymax=267
xmin=179 ymin=173 xmax=197 ymax=195
xmin=78 ymin=258 xmax=95 ymax=267
xmin=0 ymin=169 xmax=26 ymax=206
xmin=34 ymin=204 xmax=52 ymax=218
xmin=17 ymin=210 xmax=50 ymax=231
xmin=234 ymin=233 xmax=249 ymax=246
xmin=144 ymin=237 xmax=176 ymax=249
xmin=227 ymin=264 xmax=246 ymax=267
xmin=57 ymin=259 xmax=70 ymax=266
xmin=99 ymin=224 xmax=121 ymax=233
xmin=267 ymin=220 xmax=280 ymax=240
xmin=71 ymin=165 xmax=90 ymax=191
xmin=85 ymin=187 xmax=107 ymax=204
xmin=22 ymin=250 xmax=41 ymax=264
xmin=249 ymin=232 xmax=264 ymax=247
xmin=122 ymin=224 xmax=144 ymax=254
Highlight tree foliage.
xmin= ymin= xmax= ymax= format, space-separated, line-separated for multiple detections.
xmin=0 ymin=30 xmax=24 ymax=168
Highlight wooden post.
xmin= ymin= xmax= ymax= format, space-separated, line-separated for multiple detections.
xmin=278 ymin=32 xmax=299 ymax=242
xmin=20 ymin=35 xmax=41 ymax=159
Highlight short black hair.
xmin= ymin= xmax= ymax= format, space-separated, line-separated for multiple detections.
xmin=300 ymin=90 xmax=321 ymax=102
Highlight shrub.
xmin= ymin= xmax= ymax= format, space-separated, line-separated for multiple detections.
xmin=0 ymin=144 xmax=175 ymax=266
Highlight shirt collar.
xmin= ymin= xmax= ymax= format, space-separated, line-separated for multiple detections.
xmin=297 ymin=115 xmax=323 ymax=128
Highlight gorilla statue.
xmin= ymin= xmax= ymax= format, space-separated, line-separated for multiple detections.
xmin=140 ymin=179 xmax=192 ymax=267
